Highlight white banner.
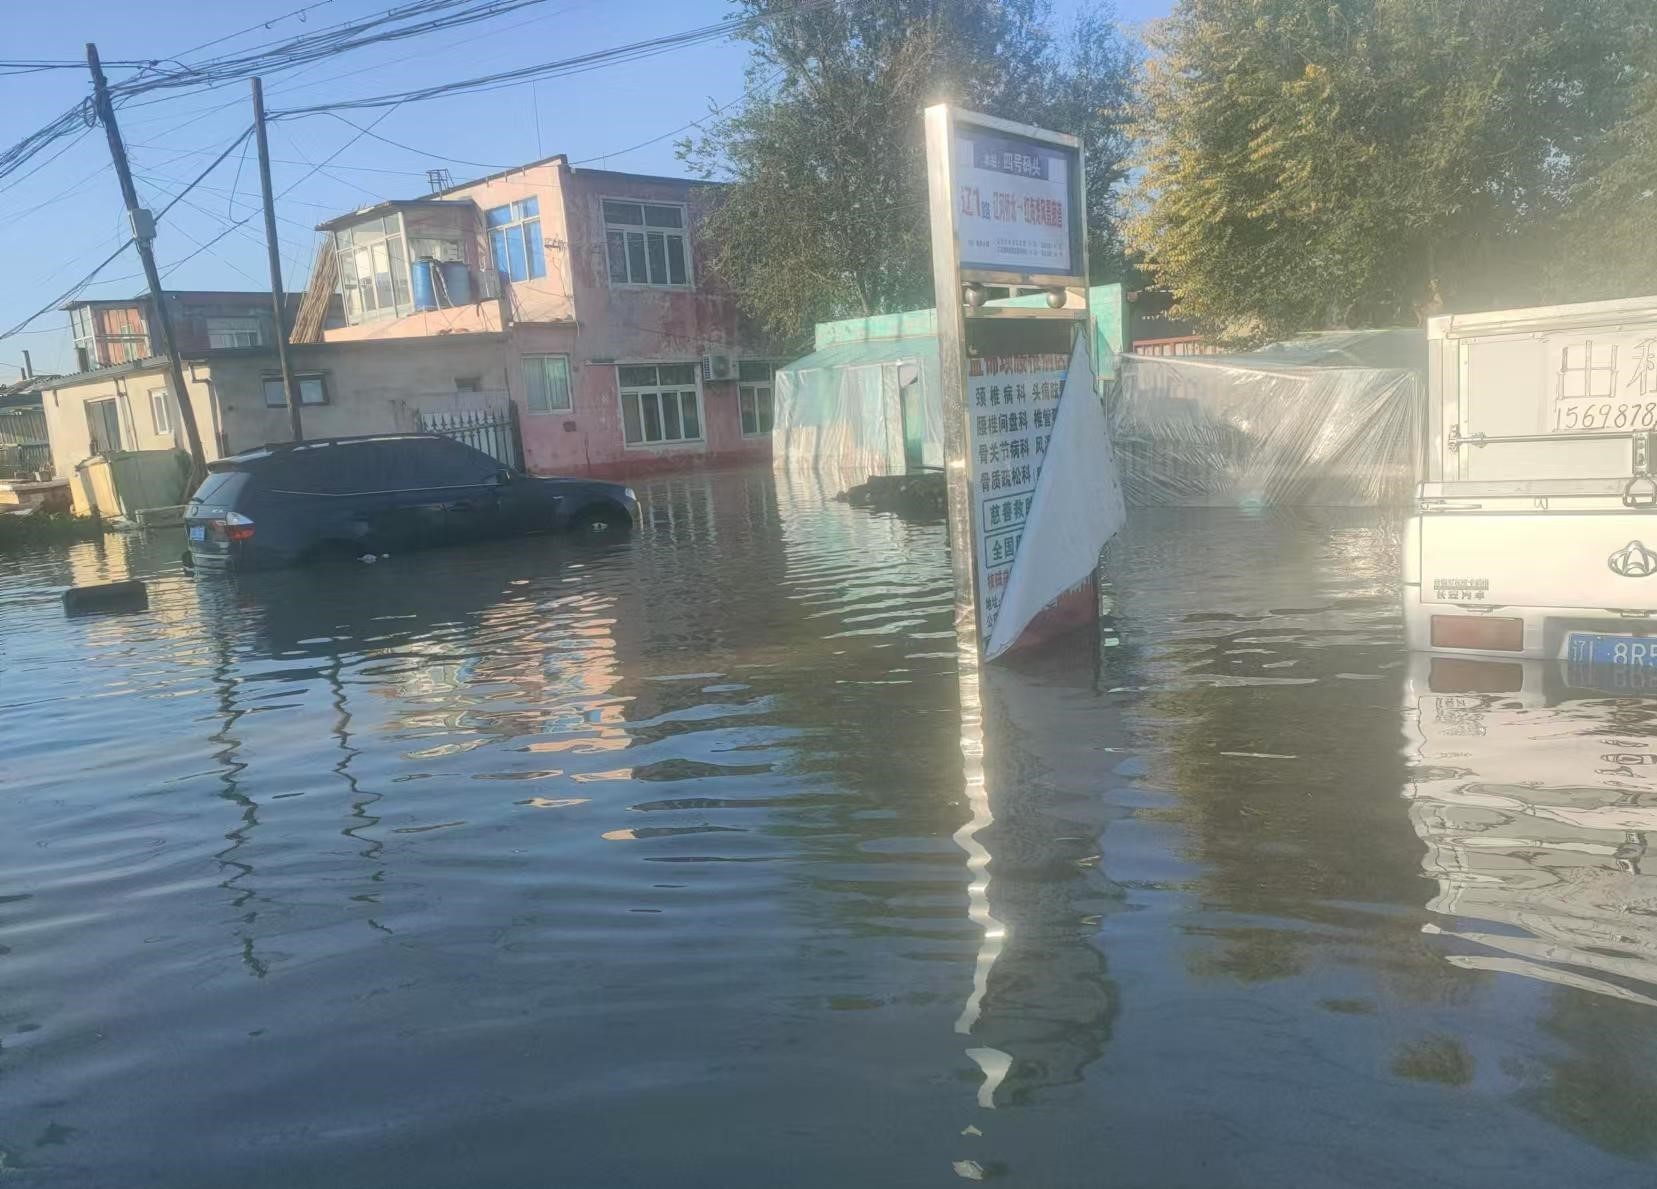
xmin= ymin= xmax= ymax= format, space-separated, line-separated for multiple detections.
xmin=984 ymin=337 xmax=1126 ymax=660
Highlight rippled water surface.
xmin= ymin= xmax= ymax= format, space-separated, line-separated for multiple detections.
xmin=5 ymin=469 xmax=1657 ymax=1187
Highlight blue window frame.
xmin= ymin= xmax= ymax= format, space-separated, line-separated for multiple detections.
xmin=487 ymin=197 xmax=544 ymax=282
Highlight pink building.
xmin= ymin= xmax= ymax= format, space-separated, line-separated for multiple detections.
xmin=312 ymin=156 xmax=778 ymax=478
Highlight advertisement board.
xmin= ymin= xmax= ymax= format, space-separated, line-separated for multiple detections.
xmin=964 ymin=347 xmax=1070 ymax=637
xmin=953 ymin=128 xmax=1079 ymax=278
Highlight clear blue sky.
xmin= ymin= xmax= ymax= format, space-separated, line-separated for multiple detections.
xmin=0 ymin=0 xmax=1170 ymax=376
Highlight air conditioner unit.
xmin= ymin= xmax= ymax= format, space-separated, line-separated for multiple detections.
xmin=702 ymin=351 xmax=735 ymax=382
xmin=475 ymin=270 xmax=503 ymax=300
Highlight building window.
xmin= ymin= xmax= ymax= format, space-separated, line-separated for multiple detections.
xmin=520 ymin=354 xmax=572 ymax=414
xmin=335 ymin=216 xmax=411 ymax=323
xmin=149 ymin=389 xmax=171 ymax=435
xmin=207 ymin=317 xmax=263 ymax=349
xmin=603 ymin=200 xmax=689 ymax=288
xmin=618 ymin=363 xmax=701 ymax=446
xmin=737 ymin=359 xmax=774 ymax=437
xmin=86 ymin=398 xmax=122 ymax=453
xmin=70 ymin=307 xmax=95 ymax=369
xmin=263 ymin=374 xmax=328 ymax=408
xmin=487 ymin=198 xmax=544 ymax=282
xmin=410 ymin=237 xmax=462 ymax=263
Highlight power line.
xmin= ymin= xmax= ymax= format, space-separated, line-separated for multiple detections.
xmin=226 ymin=132 xmax=253 ymax=219
xmin=152 ymin=128 xmax=254 ymax=221
xmin=133 ymin=172 xmax=331 ymax=221
xmin=571 ymin=70 xmax=783 ymax=166
xmin=0 ymin=125 xmax=256 ymax=342
xmin=125 ymin=139 xmax=429 ymax=176
xmin=314 ymin=111 xmax=510 ymax=170
xmin=0 ymin=0 xmax=561 ymax=187
xmin=159 ymin=105 xmax=402 ymax=280
xmin=170 ymin=0 xmax=340 ymax=63
xmin=112 ymin=0 xmax=558 ymax=103
xmin=0 ymin=239 xmax=134 ymax=343
xmin=272 ymin=0 xmax=841 ymax=115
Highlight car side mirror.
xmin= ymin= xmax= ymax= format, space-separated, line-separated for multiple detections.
xmin=495 ymin=468 xmax=516 ymax=485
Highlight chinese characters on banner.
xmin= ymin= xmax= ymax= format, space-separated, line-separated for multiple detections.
xmin=967 ymin=351 xmax=1070 ymax=636
xmin=954 ymin=131 xmax=1073 ymax=275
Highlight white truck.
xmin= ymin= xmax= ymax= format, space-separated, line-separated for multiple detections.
xmin=1406 ymin=293 xmax=1657 ymax=679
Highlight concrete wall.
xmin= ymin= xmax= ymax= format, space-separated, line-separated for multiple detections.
xmin=206 ymin=335 xmax=514 ymax=454
xmin=446 ymin=160 xmax=576 ymax=327
xmin=546 ymin=166 xmax=772 ymax=478
xmin=41 ymin=364 xmax=220 ymax=477
xmin=321 ymin=302 xmax=505 ymax=342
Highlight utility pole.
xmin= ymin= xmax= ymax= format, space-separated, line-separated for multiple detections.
xmin=21 ymin=350 xmax=32 ymax=378
xmin=86 ymin=45 xmax=207 ymax=483
xmin=85 ymin=42 xmax=208 ymax=483
xmin=251 ymin=77 xmax=303 ymax=442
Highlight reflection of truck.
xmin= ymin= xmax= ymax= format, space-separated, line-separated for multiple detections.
xmin=1405 ymin=294 xmax=1657 ymax=669
xmin=1403 ymin=654 xmax=1657 ymax=1005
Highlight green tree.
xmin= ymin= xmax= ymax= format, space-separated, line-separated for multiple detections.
xmin=1559 ymin=70 xmax=1657 ymax=303
xmin=1128 ymin=0 xmax=1648 ymax=344
xmin=680 ymin=1 xmax=1136 ymax=344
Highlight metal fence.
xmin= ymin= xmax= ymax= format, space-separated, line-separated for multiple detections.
xmin=419 ymin=404 xmax=523 ymax=471
xmin=0 ymin=407 xmax=52 ymax=478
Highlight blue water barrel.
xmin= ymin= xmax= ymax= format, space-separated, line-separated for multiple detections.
xmin=438 ymin=260 xmax=472 ymax=306
xmin=410 ymin=259 xmax=437 ymax=311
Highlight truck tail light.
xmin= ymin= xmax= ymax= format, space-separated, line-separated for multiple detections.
xmin=1430 ymin=614 xmax=1523 ymax=651
xmin=211 ymin=512 xmax=255 ymax=543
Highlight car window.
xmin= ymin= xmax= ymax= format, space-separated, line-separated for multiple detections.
xmin=397 ymin=437 xmax=501 ymax=487
xmin=262 ymin=442 xmax=394 ymax=495
xmin=189 ymin=469 xmax=249 ymax=506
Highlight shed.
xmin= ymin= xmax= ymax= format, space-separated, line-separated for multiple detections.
xmin=773 ymin=285 xmax=1126 ymax=476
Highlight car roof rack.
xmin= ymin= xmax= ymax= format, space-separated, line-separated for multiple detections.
xmin=249 ymin=431 xmax=445 ymax=453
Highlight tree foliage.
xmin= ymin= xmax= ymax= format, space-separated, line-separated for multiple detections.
xmin=681 ymin=1 xmax=1136 ymax=344
xmin=1559 ymin=69 xmax=1657 ymax=303
xmin=1128 ymin=0 xmax=1652 ymax=343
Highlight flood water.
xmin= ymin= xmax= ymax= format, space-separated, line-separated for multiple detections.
xmin=4 ymin=468 xmax=1657 ymax=1187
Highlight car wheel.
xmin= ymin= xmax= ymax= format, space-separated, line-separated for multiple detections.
xmin=571 ymin=505 xmax=631 ymax=541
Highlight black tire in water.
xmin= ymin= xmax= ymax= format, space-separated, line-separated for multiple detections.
xmin=570 ymin=505 xmax=631 ymax=542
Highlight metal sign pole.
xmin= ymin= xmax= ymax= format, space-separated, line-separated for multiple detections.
xmin=924 ymin=105 xmax=983 ymax=663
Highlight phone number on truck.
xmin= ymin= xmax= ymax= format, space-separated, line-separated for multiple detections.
xmin=1553 ymin=401 xmax=1657 ymax=431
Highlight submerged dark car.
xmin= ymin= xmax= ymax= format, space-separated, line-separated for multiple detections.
xmin=184 ymin=433 xmax=637 ymax=571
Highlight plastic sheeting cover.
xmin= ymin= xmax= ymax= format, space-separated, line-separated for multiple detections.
xmin=1111 ymin=330 xmax=1424 ymax=506
xmin=772 ymin=339 xmax=943 ymax=477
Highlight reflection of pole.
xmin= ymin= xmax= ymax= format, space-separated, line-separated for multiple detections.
xmin=952 ymin=657 xmax=1006 ymax=1039
xmin=203 ymin=601 xmax=265 ymax=977
xmin=950 ymin=624 xmax=1012 ymax=1121
xmin=1086 ymin=569 xmax=1100 ymax=698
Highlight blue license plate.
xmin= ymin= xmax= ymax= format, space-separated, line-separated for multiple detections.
xmin=1566 ymin=632 xmax=1657 ymax=668
xmin=188 ymin=525 xmax=206 ymax=543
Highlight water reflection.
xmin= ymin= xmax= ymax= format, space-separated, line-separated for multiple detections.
xmin=1406 ymin=654 xmax=1657 ymax=1003
xmin=955 ymin=654 xmax=1124 ymax=1111
xmin=9 ymin=494 xmax=1657 ymax=1184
